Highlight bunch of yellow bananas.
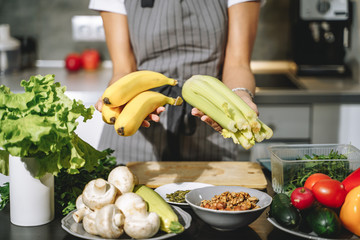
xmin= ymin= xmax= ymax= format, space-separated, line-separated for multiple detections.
xmin=101 ymin=70 xmax=183 ymax=136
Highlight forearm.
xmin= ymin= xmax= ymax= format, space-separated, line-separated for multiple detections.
xmin=100 ymin=11 xmax=137 ymax=86
xmin=222 ymin=2 xmax=260 ymax=98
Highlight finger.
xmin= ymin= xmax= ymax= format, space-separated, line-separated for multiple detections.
xmin=147 ymin=114 xmax=160 ymax=122
xmin=200 ymin=115 xmax=223 ymax=133
xmin=155 ymin=106 xmax=166 ymax=115
xmin=191 ymin=108 xmax=204 ymax=117
xmin=95 ymin=99 xmax=103 ymax=112
xmin=141 ymin=120 xmax=150 ymax=128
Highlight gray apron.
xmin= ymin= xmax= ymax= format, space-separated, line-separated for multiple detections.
xmin=98 ymin=0 xmax=245 ymax=163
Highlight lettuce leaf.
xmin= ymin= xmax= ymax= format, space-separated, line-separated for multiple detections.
xmin=0 ymin=74 xmax=104 ymax=178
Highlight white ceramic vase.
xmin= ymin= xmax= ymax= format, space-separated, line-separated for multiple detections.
xmin=9 ymin=156 xmax=54 ymax=226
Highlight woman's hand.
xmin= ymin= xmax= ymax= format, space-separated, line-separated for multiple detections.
xmin=96 ymin=96 xmax=165 ymax=128
xmin=191 ymin=93 xmax=258 ymax=133
xmin=191 ymin=108 xmax=223 ymax=133
xmin=141 ymin=106 xmax=165 ymax=127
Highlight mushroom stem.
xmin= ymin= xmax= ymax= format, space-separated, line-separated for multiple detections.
xmin=94 ymin=178 xmax=107 ymax=194
xmin=114 ymin=213 xmax=123 ymax=227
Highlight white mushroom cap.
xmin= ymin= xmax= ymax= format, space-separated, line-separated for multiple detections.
xmin=82 ymin=211 xmax=98 ymax=236
xmin=108 ymin=166 xmax=138 ymax=194
xmin=82 ymin=178 xmax=117 ymax=211
xmin=114 ymin=192 xmax=148 ymax=218
xmin=72 ymin=194 xmax=93 ymax=223
xmin=124 ymin=211 xmax=160 ymax=239
xmin=95 ymin=204 xmax=125 ymax=239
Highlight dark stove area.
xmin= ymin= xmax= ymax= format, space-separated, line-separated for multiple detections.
xmin=254 ymin=74 xmax=303 ymax=90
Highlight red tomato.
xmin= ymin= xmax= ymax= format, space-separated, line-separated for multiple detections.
xmin=304 ymin=173 xmax=331 ymax=190
xmin=312 ymin=179 xmax=347 ymax=208
xmin=290 ymin=187 xmax=315 ymax=210
xmin=81 ymin=49 xmax=100 ymax=71
xmin=65 ymin=53 xmax=82 ymax=71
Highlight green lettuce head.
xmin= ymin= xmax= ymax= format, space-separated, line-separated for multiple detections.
xmin=0 ymin=74 xmax=107 ymax=178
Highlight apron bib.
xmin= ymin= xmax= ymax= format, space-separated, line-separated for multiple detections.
xmin=98 ymin=0 xmax=245 ymax=163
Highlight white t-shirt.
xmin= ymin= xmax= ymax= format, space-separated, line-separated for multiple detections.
xmin=89 ymin=0 xmax=263 ymax=15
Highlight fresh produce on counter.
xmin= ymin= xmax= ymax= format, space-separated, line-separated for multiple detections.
xmin=305 ymin=206 xmax=342 ymax=237
xmin=65 ymin=53 xmax=82 ymax=71
xmin=64 ymin=49 xmax=101 ymax=72
xmin=342 ymin=167 xmax=360 ymax=193
xmin=81 ymin=49 xmax=100 ymax=71
xmin=54 ymin=150 xmax=116 ymax=216
xmin=290 ymin=187 xmax=315 ymax=210
xmin=0 ymin=182 xmax=9 ymax=211
xmin=134 ymin=184 xmax=184 ymax=234
xmin=100 ymin=70 xmax=183 ymax=136
xmin=312 ymin=179 xmax=347 ymax=208
xmin=304 ymin=173 xmax=331 ymax=190
xmin=271 ymin=170 xmax=360 ymax=238
xmin=72 ymin=166 xmax=184 ymax=239
xmin=269 ymin=193 xmax=300 ymax=229
xmin=340 ymin=185 xmax=360 ymax=236
xmin=182 ymin=75 xmax=273 ymax=150
xmin=0 ymin=74 xmax=105 ymax=178
xmin=283 ymin=150 xmax=352 ymax=194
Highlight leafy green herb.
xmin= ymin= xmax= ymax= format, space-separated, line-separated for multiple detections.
xmin=54 ymin=148 xmax=117 ymax=216
xmin=284 ymin=150 xmax=352 ymax=194
xmin=0 ymin=182 xmax=9 ymax=210
xmin=0 ymin=74 xmax=106 ymax=178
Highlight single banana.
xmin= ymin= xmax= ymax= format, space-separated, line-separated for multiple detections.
xmin=102 ymin=70 xmax=178 ymax=107
xmin=114 ymin=91 xmax=183 ymax=136
xmin=102 ymin=104 xmax=123 ymax=124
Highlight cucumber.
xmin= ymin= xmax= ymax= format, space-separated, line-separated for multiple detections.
xmin=270 ymin=193 xmax=300 ymax=229
xmin=133 ymin=184 xmax=184 ymax=234
xmin=306 ymin=206 xmax=342 ymax=237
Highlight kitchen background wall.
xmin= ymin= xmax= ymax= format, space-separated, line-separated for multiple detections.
xmin=0 ymin=0 xmax=291 ymax=61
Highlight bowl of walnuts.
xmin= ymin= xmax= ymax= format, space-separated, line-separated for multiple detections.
xmin=185 ymin=185 xmax=272 ymax=231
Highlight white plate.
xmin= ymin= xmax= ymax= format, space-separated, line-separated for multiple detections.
xmin=267 ymin=217 xmax=357 ymax=240
xmin=61 ymin=206 xmax=191 ymax=240
xmin=155 ymin=182 xmax=214 ymax=206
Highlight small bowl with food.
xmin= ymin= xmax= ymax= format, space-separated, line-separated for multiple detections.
xmin=185 ymin=185 xmax=272 ymax=231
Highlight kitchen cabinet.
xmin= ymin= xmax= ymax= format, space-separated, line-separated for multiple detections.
xmin=338 ymin=104 xmax=360 ymax=148
xmin=257 ymin=104 xmax=311 ymax=141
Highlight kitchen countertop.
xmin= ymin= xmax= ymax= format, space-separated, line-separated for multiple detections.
xmin=0 ymin=171 xmax=308 ymax=240
xmin=1 ymin=62 xmax=360 ymax=105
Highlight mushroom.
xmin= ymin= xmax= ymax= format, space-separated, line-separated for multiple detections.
xmin=114 ymin=192 xmax=148 ymax=217
xmin=115 ymin=192 xmax=160 ymax=239
xmin=83 ymin=211 xmax=98 ymax=236
xmin=72 ymin=194 xmax=93 ymax=223
xmin=82 ymin=178 xmax=117 ymax=211
xmin=108 ymin=166 xmax=138 ymax=194
xmin=124 ymin=212 xmax=160 ymax=239
xmin=95 ymin=204 xmax=125 ymax=239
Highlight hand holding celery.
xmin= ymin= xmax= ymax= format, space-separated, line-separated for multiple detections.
xmin=182 ymin=75 xmax=273 ymax=149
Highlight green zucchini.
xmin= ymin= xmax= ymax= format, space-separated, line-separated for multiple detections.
xmin=133 ymin=184 xmax=184 ymax=234
xmin=306 ymin=206 xmax=342 ymax=237
xmin=270 ymin=193 xmax=300 ymax=229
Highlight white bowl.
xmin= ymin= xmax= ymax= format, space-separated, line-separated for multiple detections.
xmin=185 ymin=186 xmax=272 ymax=231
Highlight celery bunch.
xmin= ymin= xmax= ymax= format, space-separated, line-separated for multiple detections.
xmin=182 ymin=75 xmax=273 ymax=149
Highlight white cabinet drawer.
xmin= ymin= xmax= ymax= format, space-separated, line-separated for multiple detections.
xmin=258 ymin=105 xmax=311 ymax=139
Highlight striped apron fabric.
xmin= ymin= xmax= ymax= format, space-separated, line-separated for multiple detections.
xmin=98 ymin=0 xmax=245 ymax=163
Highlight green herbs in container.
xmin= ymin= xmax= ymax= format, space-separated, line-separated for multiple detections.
xmin=269 ymin=144 xmax=360 ymax=195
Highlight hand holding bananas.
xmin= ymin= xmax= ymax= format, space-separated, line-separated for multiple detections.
xmin=182 ymin=75 xmax=273 ymax=150
xmin=101 ymin=70 xmax=183 ymax=136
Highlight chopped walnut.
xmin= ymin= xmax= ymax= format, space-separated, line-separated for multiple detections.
xmin=200 ymin=191 xmax=260 ymax=211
